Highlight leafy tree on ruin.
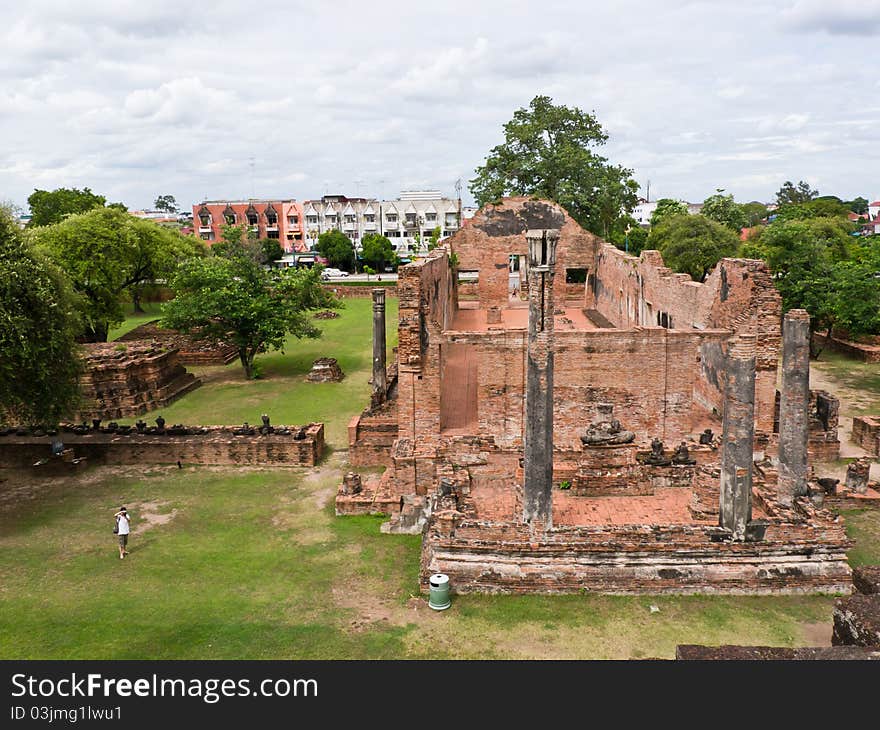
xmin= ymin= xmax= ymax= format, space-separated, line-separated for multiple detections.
xmin=648 ymin=214 xmax=740 ymax=282
xmin=649 ymin=199 xmax=688 ymax=228
xmin=360 ymin=233 xmax=397 ymax=272
xmin=26 ymin=186 xmax=108 ymax=227
xmin=154 ymin=195 xmax=179 ymax=213
xmin=469 ymin=95 xmax=639 ymax=236
xmin=315 ymin=229 xmax=355 ymax=271
xmin=0 ymin=207 xmax=83 ymax=425
xmin=701 ymin=191 xmax=746 ymax=232
xmin=29 ymin=207 xmax=204 ymax=340
xmin=161 ymin=240 xmax=337 ymax=379
xmin=427 ymin=226 xmax=442 ymax=251
xmin=775 ymin=180 xmax=818 ymax=206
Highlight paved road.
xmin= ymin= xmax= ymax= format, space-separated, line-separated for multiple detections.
xmin=325 ymin=273 xmax=399 ymax=283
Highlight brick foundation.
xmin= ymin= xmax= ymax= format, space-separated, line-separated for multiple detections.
xmin=0 ymin=423 xmax=324 ymax=468
xmin=852 ymin=416 xmax=880 ymax=456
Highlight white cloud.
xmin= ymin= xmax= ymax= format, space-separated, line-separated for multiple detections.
xmin=780 ymin=1 xmax=880 ymax=36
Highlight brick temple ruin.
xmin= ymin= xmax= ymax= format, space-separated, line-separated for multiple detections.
xmin=338 ymin=197 xmax=855 ymax=595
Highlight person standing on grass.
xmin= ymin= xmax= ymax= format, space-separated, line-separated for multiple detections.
xmin=114 ymin=507 xmax=130 ymax=559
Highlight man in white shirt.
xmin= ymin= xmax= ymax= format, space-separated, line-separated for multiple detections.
xmin=114 ymin=507 xmax=131 ymax=559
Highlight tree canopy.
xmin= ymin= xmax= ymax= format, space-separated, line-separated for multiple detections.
xmin=739 ymin=215 xmax=877 ymax=354
xmin=701 ymin=191 xmax=746 ymax=232
xmin=360 ymin=233 xmax=396 ymax=271
xmin=315 ymin=229 xmax=355 ymax=271
xmin=469 ymin=95 xmax=639 ymax=237
xmin=161 ymin=241 xmax=337 ymax=379
xmin=848 ymin=196 xmax=869 ymax=216
xmin=648 ymin=214 xmax=740 ymax=282
xmin=27 ymin=187 xmax=108 ymax=227
xmin=30 ymin=207 xmax=204 ymax=342
xmin=775 ymin=180 xmax=818 ymax=206
xmin=649 ymin=199 xmax=688 ymax=228
xmin=154 ymin=195 xmax=178 ymax=213
xmin=0 ymin=208 xmax=83 ymax=425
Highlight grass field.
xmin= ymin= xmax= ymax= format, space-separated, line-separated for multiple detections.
xmin=0 ymin=460 xmax=841 ymax=659
xmin=1 ymin=306 xmax=878 ymax=659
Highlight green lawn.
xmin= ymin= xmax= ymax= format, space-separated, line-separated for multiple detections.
xmin=0 ymin=462 xmax=842 ymax=660
xmin=108 ymin=301 xmax=165 ymax=341
xmin=811 ymin=351 xmax=880 ymax=415
xmin=115 ymin=298 xmax=398 ymax=449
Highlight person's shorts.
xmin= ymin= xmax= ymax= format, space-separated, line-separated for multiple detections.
xmin=118 ymin=534 xmax=128 ymax=547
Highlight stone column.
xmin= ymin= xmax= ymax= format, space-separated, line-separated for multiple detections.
xmin=719 ymin=336 xmax=756 ymax=541
xmin=371 ymin=288 xmax=387 ymax=405
xmin=523 ymin=229 xmax=559 ymax=528
xmin=777 ymin=308 xmax=811 ymax=506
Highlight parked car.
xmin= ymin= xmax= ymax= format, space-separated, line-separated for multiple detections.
xmin=320 ymin=268 xmax=349 ymax=280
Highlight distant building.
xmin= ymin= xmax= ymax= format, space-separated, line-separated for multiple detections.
xmin=632 ymin=198 xmax=657 ymax=226
xmin=303 ymin=191 xmax=463 ymax=260
xmin=192 ymin=200 xmax=305 ymax=252
xmin=130 ymin=210 xmax=179 ymax=223
xmin=869 ymin=200 xmax=880 ymax=220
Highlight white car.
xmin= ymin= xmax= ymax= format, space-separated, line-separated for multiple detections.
xmin=320 ymin=268 xmax=349 ymax=280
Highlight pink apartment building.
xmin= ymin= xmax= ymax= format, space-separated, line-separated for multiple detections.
xmin=193 ymin=200 xmax=306 ymax=252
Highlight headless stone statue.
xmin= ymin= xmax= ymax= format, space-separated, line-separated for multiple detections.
xmin=580 ymin=403 xmax=635 ymax=446
xmin=643 ymin=437 xmax=672 ymax=466
xmin=699 ymin=428 xmax=714 ymax=445
xmin=672 ymin=441 xmax=696 ymax=465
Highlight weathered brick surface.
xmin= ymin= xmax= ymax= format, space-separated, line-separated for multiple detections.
xmin=813 ymin=331 xmax=880 ymax=363
xmin=321 ymin=285 xmax=398 ymax=298
xmin=117 ymin=322 xmax=237 ymax=365
xmin=76 ymin=342 xmax=201 ymax=421
xmin=832 ymin=594 xmax=880 ymax=647
xmin=676 ymin=645 xmax=880 ymax=660
xmin=852 ymin=416 xmax=880 ymax=456
xmin=0 ymin=424 xmax=324 ymax=468
xmin=852 ymin=566 xmax=880 ymax=595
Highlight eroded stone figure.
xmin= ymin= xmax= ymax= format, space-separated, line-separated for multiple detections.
xmin=672 ymin=441 xmax=696 ymax=465
xmin=643 ymin=437 xmax=671 ymax=466
xmin=580 ymin=403 xmax=635 ymax=446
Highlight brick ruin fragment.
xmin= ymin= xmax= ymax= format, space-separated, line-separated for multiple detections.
xmin=76 ymin=342 xmax=201 ymax=422
xmin=116 ymin=321 xmax=238 ymax=365
xmin=338 ymin=197 xmax=853 ymax=595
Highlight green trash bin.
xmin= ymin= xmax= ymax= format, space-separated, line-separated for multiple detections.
xmin=428 ymin=573 xmax=451 ymax=611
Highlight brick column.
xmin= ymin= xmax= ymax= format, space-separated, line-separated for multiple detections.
xmin=523 ymin=229 xmax=559 ymax=528
xmin=371 ymin=288 xmax=387 ymax=406
xmin=719 ymin=336 xmax=756 ymax=541
xmin=777 ymin=308 xmax=810 ymax=506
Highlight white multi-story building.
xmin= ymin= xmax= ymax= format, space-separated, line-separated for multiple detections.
xmin=302 ymin=191 xmax=464 ymax=260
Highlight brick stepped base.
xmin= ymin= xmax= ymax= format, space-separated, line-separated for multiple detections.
xmin=117 ymin=322 xmax=238 ymax=365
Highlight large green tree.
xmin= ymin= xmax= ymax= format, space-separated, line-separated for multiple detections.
xmin=742 ymin=216 xmax=858 ymax=355
xmin=154 ymin=195 xmax=178 ymax=213
xmin=27 ymin=187 xmax=108 ymax=227
xmin=315 ymin=229 xmax=355 ymax=271
xmin=162 ymin=241 xmax=337 ymax=379
xmin=30 ymin=208 xmax=204 ymax=341
xmin=775 ymin=180 xmax=818 ymax=206
xmin=360 ymin=233 xmax=396 ymax=271
xmin=741 ymin=201 xmax=769 ymax=227
xmin=649 ymin=199 xmax=688 ymax=228
xmin=847 ymin=196 xmax=869 ymax=216
xmin=0 ymin=208 xmax=83 ymax=425
xmin=648 ymin=214 xmax=740 ymax=282
xmin=469 ymin=95 xmax=639 ymax=236
xmin=701 ymin=191 xmax=746 ymax=232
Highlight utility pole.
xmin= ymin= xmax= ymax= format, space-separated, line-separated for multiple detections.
xmin=455 ymin=178 xmax=462 ymax=228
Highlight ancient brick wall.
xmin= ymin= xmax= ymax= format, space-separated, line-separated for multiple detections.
xmin=447 ymin=198 xmax=599 ymax=309
xmin=0 ymin=424 xmax=324 ymax=468
xmin=852 ymin=416 xmax=880 ymax=456
xmin=588 ymin=250 xmax=781 ymax=434
xmin=322 ymin=285 xmax=398 ymax=298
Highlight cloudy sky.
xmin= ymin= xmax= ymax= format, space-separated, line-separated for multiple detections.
xmin=1 ymin=0 xmax=878 ymax=213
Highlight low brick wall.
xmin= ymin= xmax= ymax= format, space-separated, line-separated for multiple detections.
xmin=813 ymin=332 xmax=880 ymax=363
xmin=322 ymin=284 xmax=397 ymax=298
xmin=852 ymin=416 xmax=880 ymax=456
xmin=676 ymin=645 xmax=880 ymax=660
xmin=0 ymin=424 xmax=324 ymax=468
xmin=348 ymin=412 xmax=398 ymax=466
xmin=833 ymin=594 xmax=880 ymax=647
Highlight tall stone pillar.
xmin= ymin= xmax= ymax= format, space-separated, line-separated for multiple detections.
xmin=777 ymin=308 xmax=811 ymax=506
xmin=371 ymin=288 xmax=387 ymax=406
xmin=523 ymin=229 xmax=559 ymax=528
xmin=719 ymin=336 xmax=756 ymax=541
